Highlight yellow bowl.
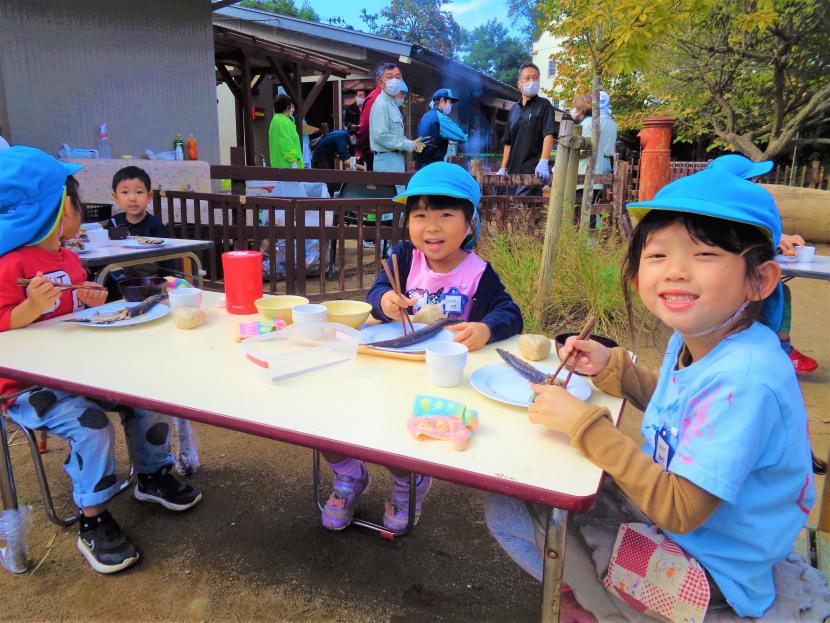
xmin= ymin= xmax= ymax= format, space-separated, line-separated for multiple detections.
xmin=321 ymin=300 xmax=373 ymax=329
xmin=255 ymin=295 xmax=309 ymax=322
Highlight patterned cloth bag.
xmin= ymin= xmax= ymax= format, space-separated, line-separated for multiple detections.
xmin=604 ymin=522 xmax=710 ymax=622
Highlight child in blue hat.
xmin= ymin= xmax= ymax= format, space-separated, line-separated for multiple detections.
xmin=320 ymin=162 xmax=523 ymax=534
xmin=0 ymin=146 xmax=201 ymax=574
xmin=486 ymin=168 xmax=820 ymax=618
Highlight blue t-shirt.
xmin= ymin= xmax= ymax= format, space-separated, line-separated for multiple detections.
xmin=641 ymin=322 xmax=814 ymax=616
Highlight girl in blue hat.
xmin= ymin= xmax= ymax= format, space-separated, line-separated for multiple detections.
xmin=319 ymin=162 xmax=523 ymax=534
xmin=486 ymin=169 xmax=823 ymax=619
xmin=0 ymin=147 xmax=201 ymax=575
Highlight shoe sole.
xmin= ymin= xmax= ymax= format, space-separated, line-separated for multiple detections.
xmin=76 ymin=537 xmax=140 ymax=574
xmin=134 ymin=485 xmax=203 ymax=512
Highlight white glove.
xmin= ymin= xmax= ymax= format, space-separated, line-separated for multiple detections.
xmin=402 ymin=139 xmax=417 ymax=153
xmin=291 ymin=162 xmax=299 ymax=169
xmin=535 ymin=160 xmax=551 ymax=182
xmin=349 ymin=156 xmax=357 ymax=171
xmin=497 ymin=168 xmax=508 ymax=175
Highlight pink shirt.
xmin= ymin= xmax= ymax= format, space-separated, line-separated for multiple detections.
xmin=405 ymin=249 xmax=487 ymax=321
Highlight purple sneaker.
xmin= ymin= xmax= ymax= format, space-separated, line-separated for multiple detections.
xmin=383 ymin=475 xmax=432 ymax=532
xmin=321 ymin=466 xmax=370 ymax=530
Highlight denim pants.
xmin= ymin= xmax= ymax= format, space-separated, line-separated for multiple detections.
xmin=7 ymin=388 xmax=173 ymax=508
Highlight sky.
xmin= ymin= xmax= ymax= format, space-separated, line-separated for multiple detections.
xmin=312 ymin=0 xmax=522 ymax=37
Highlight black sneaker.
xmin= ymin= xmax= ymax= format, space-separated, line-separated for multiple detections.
xmin=134 ymin=466 xmax=202 ymax=512
xmin=77 ymin=511 xmax=140 ymax=574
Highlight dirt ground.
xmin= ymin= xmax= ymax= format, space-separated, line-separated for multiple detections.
xmin=1 ymin=252 xmax=828 ymax=623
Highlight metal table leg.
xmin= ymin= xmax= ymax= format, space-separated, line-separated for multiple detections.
xmin=0 ymin=410 xmax=30 ymax=573
xmin=312 ymin=449 xmax=417 ymax=539
xmin=540 ymin=507 xmax=567 ymax=623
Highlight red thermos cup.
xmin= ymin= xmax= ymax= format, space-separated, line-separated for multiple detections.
xmin=222 ymin=251 xmax=262 ymax=314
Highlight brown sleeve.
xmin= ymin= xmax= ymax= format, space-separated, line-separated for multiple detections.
xmin=590 ymin=347 xmax=659 ymax=412
xmin=569 ymin=407 xmax=721 ymax=534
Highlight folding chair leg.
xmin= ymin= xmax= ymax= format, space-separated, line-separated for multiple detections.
xmin=0 ymin=411 xmax=30 ymax=573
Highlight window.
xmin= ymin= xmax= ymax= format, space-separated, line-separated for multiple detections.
xmin=548 ymin=59 xmax=557 ymax=78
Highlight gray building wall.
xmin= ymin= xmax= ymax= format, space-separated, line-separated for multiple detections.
xmin=0 ymin=0 xmax=219 ymax=164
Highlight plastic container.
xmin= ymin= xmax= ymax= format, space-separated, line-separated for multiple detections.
xmin=98 ymin=124 xmax=112 ymax=159
xmin=174 ymin=134 xmax=184 ymax=161
xmin=186 ymin=134 xmax=198 ymax=160
xmin=222 ymin=251 xmax=263 ymax=314
xmin=243 ymin=322 xmax=360 ymax=383
xmin=81 ymin=203 xmax=112 ymax=223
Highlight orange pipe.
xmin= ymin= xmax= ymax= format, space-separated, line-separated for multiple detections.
xmin=638 ymin=116 xmax=675 ymax=201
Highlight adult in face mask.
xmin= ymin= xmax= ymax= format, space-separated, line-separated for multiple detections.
xmin=343 ymin=88 xmax=366 ymax=128
xmin=414 ymin=88 xmax=461 ymax=170
xmin=498 ymin=62 xmax=557 ymax=195
xmin=369 ymin=63 xmax=421 ymax=174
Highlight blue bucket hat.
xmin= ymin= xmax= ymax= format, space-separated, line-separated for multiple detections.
xmin=0 ymin=146 xmax=83 ymax=256
xmin=393 ymin=161 xmax=481 ymax=250
xmin=707 ymin=153 xmax=773 ymax=180
xmin=627 ymin=168 xmax=784 ymax=329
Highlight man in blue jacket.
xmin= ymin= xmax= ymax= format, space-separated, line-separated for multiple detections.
xmin=415 ymin=88 xmax=460 ymax=170
xmin=311 ymin=124 xmax=359 ymax=170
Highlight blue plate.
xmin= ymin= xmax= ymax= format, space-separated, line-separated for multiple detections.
xmin=359 ymin=322 xmax=455 ymax=352
xmin=470 ymin=363 xmax=592 ymax=407
xmin=66 ymin=301 xmax=169 ymax=328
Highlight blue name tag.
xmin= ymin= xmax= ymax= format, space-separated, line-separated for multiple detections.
xmin=653 ymin=424 xmax=675 ymax=470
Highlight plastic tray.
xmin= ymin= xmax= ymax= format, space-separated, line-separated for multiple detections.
xmin=242 ymin=321 xmax=360 ymax=383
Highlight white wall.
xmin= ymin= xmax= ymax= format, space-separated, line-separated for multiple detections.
xmin=0 ymin=0 xmax=220 ymax=164
xmin=532 ymin=31 xmax=564 ymax=107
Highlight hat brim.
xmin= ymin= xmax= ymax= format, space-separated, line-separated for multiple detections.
xmin=746 ymin=160 xmax=773 ymax=178
xmin=393 ymin=185 xmax=478 ymax=205
xmin=627 ymin=198 xmax=774 ymax=241
xmin=61 ymin=161 xmax=84 ymax=176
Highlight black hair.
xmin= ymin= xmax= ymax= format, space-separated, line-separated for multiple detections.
xmin=355 ymin=88 xmax=367 ymax=96
xmin=347 ymin=123 xmax=360 ymax=135
xmin=111 ymin=166 xmax=151 ymax=193
xmin=404 ymin=194 xmax=475 ymax=224
xmin=375 ymin=62 xmax=399 ymax=79
xmin=274 ymin=93 xmax=293 ymax=114
xmin=64 ymin=175 xmax=82 ymax=217
xmin=622 ymin=210 xmax=774 ymax=333
xmin=517 ymin=62 xmax=540 ymax=77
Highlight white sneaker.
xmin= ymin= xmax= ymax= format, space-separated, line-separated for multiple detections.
xmin=362 ymin=240 xmax=376 ymax=249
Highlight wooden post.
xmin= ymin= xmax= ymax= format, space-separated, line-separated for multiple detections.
xmin=563 ymin=125 xmax=583 ymax=222
xmin=240 ymin=50 xmax=254 ymax=166
xmin=230 ymin=146 xmax=246 ymax=196
xmin=534 ymin=119 xmax=575 ymax=326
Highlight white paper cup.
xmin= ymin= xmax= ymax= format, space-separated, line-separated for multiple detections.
xmin=169 ymin=287 xmax=203 ymax=310
xmin=795 ymin=245 xmax=816 ymax=263
xmin=86 ymin=229 xmax=109 ymax=246
xmin=425 ymin=341 xmax=468 ymax=388
xmin=292 ymin=303 xmax=328 ymax=337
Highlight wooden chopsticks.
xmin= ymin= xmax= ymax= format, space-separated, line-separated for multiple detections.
xmin=381 ymin=255 xmax=415 ymax=336
xmin=549 ymin=314 xmax=597 ymax=389
xmin=16 ymin=278 xmax=106 ymax=291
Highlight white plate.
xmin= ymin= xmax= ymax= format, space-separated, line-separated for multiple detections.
xmin=359 ymin=322 xmax=455 ymax=352
xmin=66 ymin=301 xmax=169 ymax=328
xmin=470 ymin=362 xmax=592 ymax=407
xmin=124 ymin=241 xmax=167 ymax=249
xmin=775 ymin=255 xmax=796 ymax=263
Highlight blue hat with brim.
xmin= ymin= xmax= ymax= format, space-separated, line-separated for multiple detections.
xmin=394 ymin=161 xmax=481 ymax=249
xmin=707 ymin=154 xmax=773 ymax=180
xmin=432 ymin=88 xmax=459 ymax=102
xmin=627 ymin=168 xmax=784 ymax=330
xmin=0 ymin=146 xmax=83 ymax=256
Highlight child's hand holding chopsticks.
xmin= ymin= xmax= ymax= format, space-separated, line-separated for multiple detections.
xmin=380 ymin=289 xmax=416 ymax=321
xmin=76 ymin=282 xmax=108 ymax=307
xmin=557 ymin=336 xmax=612 ymax=376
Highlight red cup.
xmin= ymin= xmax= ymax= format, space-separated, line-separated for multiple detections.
xmin=222 ymin=251 xmax=263 ymax=314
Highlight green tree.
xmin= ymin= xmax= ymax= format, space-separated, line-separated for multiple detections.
xmin=360 ymin=0 xmax=463 ymax=58
xmin=462 ymin=20 xmax=531 ymax=84
xmin=239 ymin=0 xmax=320 ymax=21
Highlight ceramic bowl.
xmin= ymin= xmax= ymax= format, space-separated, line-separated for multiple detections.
xmin=254 ymin=295 xmax=309 ymax=322
xmin=321 ymin=300 xmax=373 ymax=329
xmin=118 ymin=276 xmax=167 ymax=302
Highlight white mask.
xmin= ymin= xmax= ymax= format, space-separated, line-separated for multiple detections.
xmin=442 ymin=102 xmax=453 ymax=115
xmin=384 ymin=78 xmax=403 ymax=96
xmin=521 ymin=81 xmax=540 ymax=97
xmin=395 ymin=98 xmax=405 ymax=107
xmin=355 ymin=97 xmax=365 ymax=106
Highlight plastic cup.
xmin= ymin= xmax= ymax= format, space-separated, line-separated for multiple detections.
xmin=86 ymin=229 xmax=108 ymax=246
xmin=291 ymin=303 xmax=328 ymax=338
xmin=168 ymin=287 xmax=203 ymax=310
xmin=425 ymin=342 xmax=468 ymax=388
xmin=795 ymin=245 xmax=816 ymax=263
